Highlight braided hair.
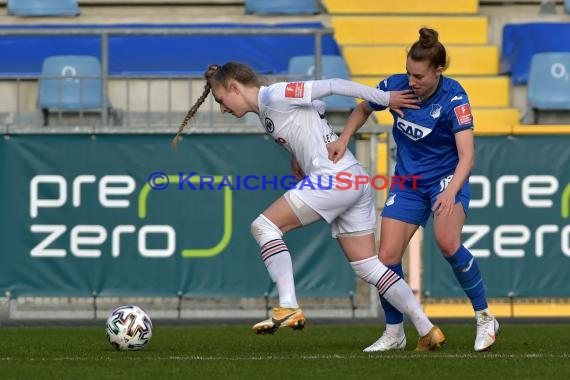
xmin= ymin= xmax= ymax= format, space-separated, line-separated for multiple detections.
xmin=171 ymin=64 xmax=220 ymax=148
xmin=171 ymin=62 xmax=261 ymax=148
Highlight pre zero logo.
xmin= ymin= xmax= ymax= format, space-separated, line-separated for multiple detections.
xmin=28 ymin=174 xmax=232 ymax=259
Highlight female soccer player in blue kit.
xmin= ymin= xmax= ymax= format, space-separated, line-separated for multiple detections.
xmin=327 ymin=28 xmax=499 ymax=352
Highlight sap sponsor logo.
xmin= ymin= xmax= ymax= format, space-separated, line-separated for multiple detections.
xmin=395 ymin=117 xmax=432 ymax=141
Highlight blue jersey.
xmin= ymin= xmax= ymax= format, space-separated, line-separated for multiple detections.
xmin=369 ymin=74 xmax=474 ymax=185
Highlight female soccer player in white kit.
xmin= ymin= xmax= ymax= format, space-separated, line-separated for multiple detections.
xmin=173 ymin=61 xmax=445 ymax=351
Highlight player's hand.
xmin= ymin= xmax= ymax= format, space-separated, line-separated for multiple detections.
xmin=388 ymin=90 xmax=420 ymax=118
xmin=290 ymin=156 xmax=305 ymax=181
xmin=433 ymin=189 xmax=457 ymax=217
xmin=326 ymin=139 xmax=348 ymax=163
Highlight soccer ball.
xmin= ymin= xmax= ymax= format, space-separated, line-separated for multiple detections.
xmin=105 ymin=305 xmax=153 ymax=351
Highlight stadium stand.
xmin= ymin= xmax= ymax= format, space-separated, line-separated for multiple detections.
xmin=323 ymin=0 xmax=520 ymax=130
xmin=0 ymin=23 xmax=339 ymax=77
xmin=566 ymin=0 xmax=570 ymax=13
xmin=245 ymin=0 xmax=319 ymax=15
xmin=37 ymin=55 xmax=108 ymax=126
xmin=288 ymin=54 xmax=355 ymax=111
xmin=329 ymin=16 xmax=488 ymax=45
xmin=527 ymin=52 xmax=570 ymax=123
xmin=0 ymin=21 xmax=339 ymax=129
xmin=343 ymin=45 xmax=499 ymax=76
xmin=501 ymin=22 xmax=570 ymax=85
xmin=322 ymin=0 xmax=479 ymax=15
xmin=7 ymin=0 xmax=80 ymax=17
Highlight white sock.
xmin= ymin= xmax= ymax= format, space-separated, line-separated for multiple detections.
xmin=475 ymin=308 xmax=492 ymax=318
xmin=386 ymin=322 xmax=405 ymax=337
xmin=351 ymin=256 xmax=432 ymax=337
xmin=383 ymin=282 xmax=433 ymax=336
xmin=261 ymin=238 xmax=298 ymax=308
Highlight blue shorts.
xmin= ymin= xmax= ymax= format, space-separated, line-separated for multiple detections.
xmin=380 ymin=176 xmax=470 ymax=227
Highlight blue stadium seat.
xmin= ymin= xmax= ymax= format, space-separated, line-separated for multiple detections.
xmin=288 ymin=55 xmax=356 ymax=111
xmin=245 ymin=0 xmax=319 ymax=15
xmin=7 ymin=0 xmax=79 ymax=16
xmin=38 ymin=55 xmax=105 ymax=126
xmin=527 ymin=52 xmax=570 ymax=113
xmin=565 ymin=0 xmax=570 ymax=14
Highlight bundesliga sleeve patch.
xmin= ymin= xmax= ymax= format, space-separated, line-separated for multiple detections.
xmin=285 ymin=82 xmax=305 ymax=98
xmin=454 ymin=103 xmax=473 ymax=126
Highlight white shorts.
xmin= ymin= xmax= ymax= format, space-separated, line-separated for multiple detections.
xmin=287 ymin=164 xmax=376 ymax=238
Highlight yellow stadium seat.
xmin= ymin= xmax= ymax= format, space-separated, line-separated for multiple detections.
xmin=323 ymin=0 xmax=478 ymax=15
xmin=354 ymin=76 xmax=510 ymax=108
xmin=331 ymin=16 xmax=488 ymax=45
xmin=326 ymin=2 xmax=518 ymax=137
xmin=343 ymin=45 xmax=499 ymax=76
xmin=473 ymin=108 xmax=520 ymax=130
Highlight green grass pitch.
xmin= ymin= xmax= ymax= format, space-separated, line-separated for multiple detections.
xmin=1 ymin=323 xmax=569 ymax=379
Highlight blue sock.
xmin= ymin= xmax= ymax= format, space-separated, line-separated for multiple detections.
xmin=380 ymin=263 xmax=404 ymax=324
xmin=445 ymin=245 xmax=488 ymax=311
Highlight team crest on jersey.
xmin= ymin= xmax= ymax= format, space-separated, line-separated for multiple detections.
xmin=396 ymin=117 xmax=433 ymax=141
xmin=285 ymin=82 xmax=304 ymax=98
xmin=430 ymin=104 xmax=442 ymax=119
xmin=454 ymin=103 xmax=473 ymax=126
xmin=264 ymin=117 xmax=275 ymax=133
xmin=385 ymin=193 xmax=396 ymax=206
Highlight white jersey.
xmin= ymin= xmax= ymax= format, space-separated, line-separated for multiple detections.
xmin=257 ymin=81 xmax=359 ymax=177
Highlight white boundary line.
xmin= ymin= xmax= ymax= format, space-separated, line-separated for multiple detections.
xmin=1 ymin=353 xmax=570 ymax=361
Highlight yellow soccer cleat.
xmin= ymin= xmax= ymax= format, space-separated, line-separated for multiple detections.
xmin=416 ymin=326 xmax=446 ymax=351
xmin=252 ymin=307 xmax=306 ymax=335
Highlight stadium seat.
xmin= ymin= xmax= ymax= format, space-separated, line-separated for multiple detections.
xmin=565 ymin=0 xmax=570 ymax=14
xmin=288 ymin=55 xmax=355 ymax=111
xmin=245 ymin=0 xmax=319 ymax=15
xmin=527 ymin=52 xmax=570 ymax=122
xmin=331 ymin=16 xmax=488 ymax=45
xmin=343 ymin=45 xmax=499 ymax=77
xmin=322 ymin=0 xmax=478 ymax=15
xmin=7 ymin=0 xmax=80 ymax=17
xmin=38 ymin=55 xmax=106 ymax=126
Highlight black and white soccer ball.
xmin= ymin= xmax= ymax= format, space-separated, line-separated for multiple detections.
xmin=105 ymin=305 xmax=153 ymax=351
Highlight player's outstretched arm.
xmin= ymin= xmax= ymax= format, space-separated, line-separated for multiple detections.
xmin=311 ymin=79 xmax=419 ymax=116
